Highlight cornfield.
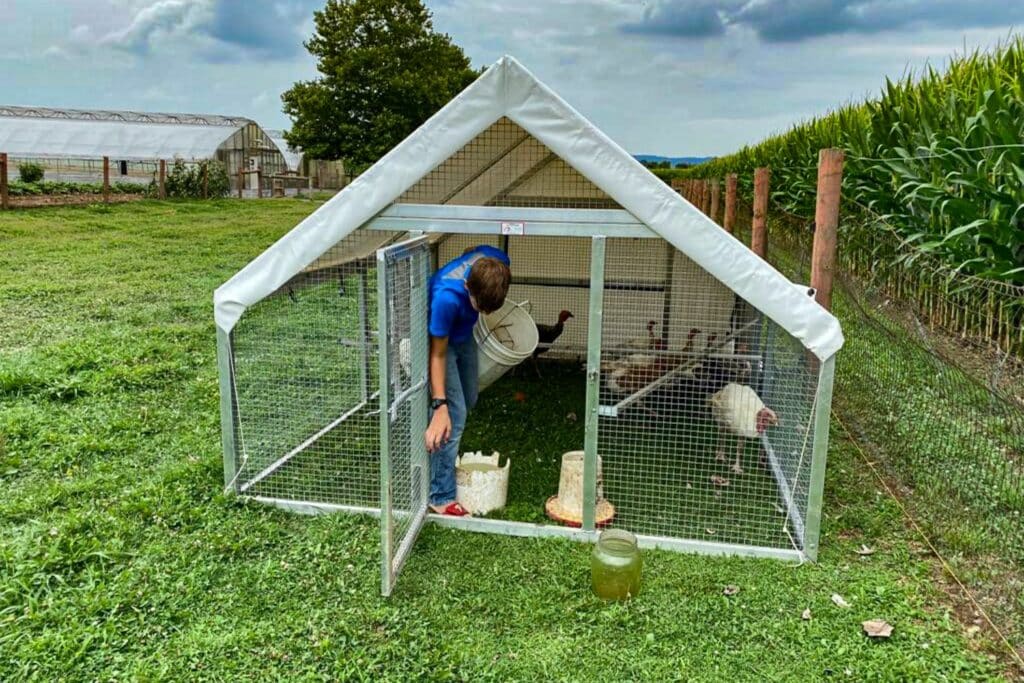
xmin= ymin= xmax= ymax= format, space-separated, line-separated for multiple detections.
xmin=683 ymin=37 xmax=1024 ymax=355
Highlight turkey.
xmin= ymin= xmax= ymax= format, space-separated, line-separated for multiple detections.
xmin=708 ymin=383 xmax=778 ymax=474
xmin=531 ymin=310 xmax=573 ymax=377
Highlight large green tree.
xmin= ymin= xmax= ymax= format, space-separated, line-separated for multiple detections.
xmin=283 ymin=0 xmax=478 ymax=169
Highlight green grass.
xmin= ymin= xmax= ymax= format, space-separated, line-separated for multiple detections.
xmin=0 ymin=200 xmax=1009 ymax=680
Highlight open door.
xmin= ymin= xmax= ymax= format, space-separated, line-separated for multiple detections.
xmin=377 ymin=235 xmax=431 ymax=597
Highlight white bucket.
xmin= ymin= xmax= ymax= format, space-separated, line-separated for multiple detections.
xmin=456 ymin=451 xmax=510 ymax=515
xmin=474 ymin=300 xmax=538 ymax=391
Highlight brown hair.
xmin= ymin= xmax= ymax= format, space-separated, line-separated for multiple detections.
xmin=466 ymin=257 xmax=511 ymax=313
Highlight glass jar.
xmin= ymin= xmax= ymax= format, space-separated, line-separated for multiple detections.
xmin=591 ymin=529 xmax=642 ymax=600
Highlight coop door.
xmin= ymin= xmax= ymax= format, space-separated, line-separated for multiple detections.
xmin=377 ymin=235 xmax=431 ymax=597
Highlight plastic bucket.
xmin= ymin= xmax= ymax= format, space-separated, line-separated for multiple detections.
xmin=474 ymin=300 xmax=538 ymax=391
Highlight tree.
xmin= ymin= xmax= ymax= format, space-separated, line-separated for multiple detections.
xmin=282 ymin=0 xmax=478 ymax=170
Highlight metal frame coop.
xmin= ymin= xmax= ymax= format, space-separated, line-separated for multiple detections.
xmin=214 ymin=56 xmax=844 ymax=596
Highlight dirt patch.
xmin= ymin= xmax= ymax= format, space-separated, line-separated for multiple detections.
xmin=7 ymin=193 xmax=145 ymax=209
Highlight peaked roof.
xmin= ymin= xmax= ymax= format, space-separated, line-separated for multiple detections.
xmin=214 ymin=56 xmax=843 ymax=360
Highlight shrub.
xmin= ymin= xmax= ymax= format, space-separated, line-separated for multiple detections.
xmin=18 ymin=162 xmax=44 ymax=183
xmin=162 ymin=159 xmax=230 ymax=199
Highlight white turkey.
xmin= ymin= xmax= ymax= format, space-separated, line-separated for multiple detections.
xmin=708 ymin=383 xmax=778 ymax=474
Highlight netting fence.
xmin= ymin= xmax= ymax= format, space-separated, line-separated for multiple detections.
xmin=728 ymin=196 xmax=1024 ymax=662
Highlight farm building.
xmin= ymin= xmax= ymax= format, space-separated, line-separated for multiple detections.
xmin=213 ymin=56 xmax=844 ymax=595
xmin=0 ymin=105 xmax=290 ymax=191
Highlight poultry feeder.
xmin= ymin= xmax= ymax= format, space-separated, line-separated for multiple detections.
xmin=455 ymin=451 xmax=510 ymax=515
xmin=545 ymin=451 xmax=615 ymax=527
xmin=214 ymin=55 xmax=843 ymax=597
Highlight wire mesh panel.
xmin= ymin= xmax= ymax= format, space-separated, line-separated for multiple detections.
xmin=226 ymin=229 xmax=403 ymax=508
xmin=378 ymin=237 xmax=431 ymax=596
xmin=395 ymin=117 xmax=621 ymax=210
xmin=597 ymin=240 xmax=821 ymax=552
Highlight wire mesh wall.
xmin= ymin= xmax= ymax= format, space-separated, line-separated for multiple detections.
xmin=597 ymin=240 xmax=821 ymax=551
xmin=396 ymin=117 xmax=621 ymax=210
xmin=227 ymin=229 xmax=404 ymax=507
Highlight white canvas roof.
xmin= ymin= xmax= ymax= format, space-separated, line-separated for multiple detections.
xmin=0 ymin=116 xmax=240 ymax=161
xmin=214 ymin=56 xmax=843 ymax=360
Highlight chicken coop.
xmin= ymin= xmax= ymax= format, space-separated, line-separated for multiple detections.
xmin=214 ymin=56 xmax=844 ymax=596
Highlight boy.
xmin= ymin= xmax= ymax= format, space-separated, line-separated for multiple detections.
xmin=424 ymin=245 xmax=511 ymax=516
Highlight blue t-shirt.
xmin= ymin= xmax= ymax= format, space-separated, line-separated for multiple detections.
xmin=428 ymin=245 xmax=510 ymax=343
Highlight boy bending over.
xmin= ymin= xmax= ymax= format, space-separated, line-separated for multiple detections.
xmin=424 ymin=245 xmax=511 ymax=516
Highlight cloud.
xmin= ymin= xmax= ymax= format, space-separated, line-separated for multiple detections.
xmin=98 ymin=0 xmax=319 ymax=61
xmin=622 ymin=1 xmax=742 ymax=38
xmin=622 ymin=0 xmax=1024 ymax=43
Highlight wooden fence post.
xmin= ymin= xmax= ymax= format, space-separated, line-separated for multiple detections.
xmin=752 ymin=167 xmax=770 ymax=258
xmin=237 ymin=167 xmax=244 ymax=199
xmin=103 ymin=156 xmax=110 ymax=203
xmin=158 ymin=159 xmax=166 ymax=199
xmin=257 ymin=170 xmax=263 ymax=199
xmin=0 ymin=153 xmax=8 ymax=210
xmin=202 ymin=164 xmax=209 ymax=200
xmin=724 ymin=173 xmax=737 ymax=234
xmin=710 ymin=178 xmax=720 ymax=224
xmin=811 ymin=149 xmax=844 ymax=310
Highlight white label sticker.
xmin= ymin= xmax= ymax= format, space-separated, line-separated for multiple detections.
xmin=500 ymin=221 xmax=525 ymax=235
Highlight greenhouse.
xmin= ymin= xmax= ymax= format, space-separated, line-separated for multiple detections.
xmin=0 ymin=105 xmax=290 ymax=191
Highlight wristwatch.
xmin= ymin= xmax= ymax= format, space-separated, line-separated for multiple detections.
xmin=430 ymin=397 xmax=449 ymax=410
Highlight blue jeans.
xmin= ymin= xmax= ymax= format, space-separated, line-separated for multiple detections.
xmin=429 ymin=337 xmax=479 ymax=506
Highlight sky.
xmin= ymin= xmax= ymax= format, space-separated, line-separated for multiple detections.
xmin=2 ymin=1 xmax=1022 ymax=156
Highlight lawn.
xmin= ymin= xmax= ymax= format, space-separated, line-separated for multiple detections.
xmin=0 ymin=199 xmax=1008 ymax=680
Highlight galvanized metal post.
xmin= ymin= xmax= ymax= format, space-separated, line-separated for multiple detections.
xmin=413 ymin=253 xmax=431 ymax=511
xmin=803 ymin=354 xmax=835 ymax=561
xmin=358 ymin=268 xmax=372 ymax=403
xmin=216 ymin=327 xmax=239 ymax=491
xmin=377 ymin=249 xmax=394 ymax=595
xmin=582 ymin=235 xmax=606 ymax=531
xmin=660 ymin=243 xmax=675 ymax=347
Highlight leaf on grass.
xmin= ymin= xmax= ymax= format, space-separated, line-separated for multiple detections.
xmin=862 ymin=620 xmax=893 ymax=639
xmin=710 ymin=475 xmax=730 ymax=487
xmin=831 ymin=593 xmax=851 ymax=608
xmin=802 ymin=608 xmax=812 ymax=621
xmin=565 ymin=412 xmax=577 ymax=423
xmin=724 ymin=585 xmax=740 ymax=596
xmin=856 ymin=544 xmax=876 ymax=556
xmin=966 ymin=625 xmax=981 ymax=638
xmin=705 ymin=528 xmax=716 ymax=536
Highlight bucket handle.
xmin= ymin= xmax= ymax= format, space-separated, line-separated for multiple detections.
xmin=479 ymin=299 xmax=533 ymax=347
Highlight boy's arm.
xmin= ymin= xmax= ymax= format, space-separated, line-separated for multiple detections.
xmin=425 ymin=335 xmax=450 ymax=452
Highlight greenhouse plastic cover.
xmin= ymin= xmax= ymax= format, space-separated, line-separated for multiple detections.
xmin=0 ymin=116 xmax=240 ymax=161
xmin=214 ymin=56 xmax=844 ymax=360
xmin=267 ymin=131 xmax=303 ymax=171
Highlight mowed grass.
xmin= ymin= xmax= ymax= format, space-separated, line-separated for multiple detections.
xmin=0 ymin=199 xmax=1008 ymax=680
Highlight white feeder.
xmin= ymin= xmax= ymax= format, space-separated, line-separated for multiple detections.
xmin=456 ymin=451 xmax=510 ymax=515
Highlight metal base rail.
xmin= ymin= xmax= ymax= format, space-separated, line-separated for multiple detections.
xmin=247 ymin=495 xmax=806 ymax=562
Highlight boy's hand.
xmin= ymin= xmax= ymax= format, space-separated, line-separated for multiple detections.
xmin=425 ymin=407 xmax=451 ymax=452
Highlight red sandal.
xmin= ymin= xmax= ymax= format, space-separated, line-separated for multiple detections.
xmin=432 ymin=502 xmax=469 ymax=516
